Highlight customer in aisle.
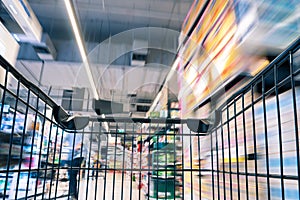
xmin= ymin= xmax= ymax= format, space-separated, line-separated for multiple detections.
xmin=62 ymin=131 xmax=85 ymax=199
xmin=91 ymin=158 xmax=101 ymax=179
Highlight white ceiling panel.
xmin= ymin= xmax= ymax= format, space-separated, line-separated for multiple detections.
xmin=16 ymin=61 xmax=90 ymax=88
xmin=28 ymin=0 xmax=192 ymax=43
xmin=9 ymin=0 xmax=193 ymax=115
xmin=16 ymin=60 xmax=169 ymax=105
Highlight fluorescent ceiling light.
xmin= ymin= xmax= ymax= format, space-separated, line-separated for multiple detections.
xmin=102 ymin=0 xmax=105 ymax=10
xmin=165 ymin=57 xmax=180 ymax=84
xmin=13 ymin=34 xmax=20 ymax=42
xmin=149 ymin=90 xmax=162 ymax=112
xmin=9 ymin=4 xmax=18 ymax=15
xmin=64 ymin=0 xmax=99 ymax=100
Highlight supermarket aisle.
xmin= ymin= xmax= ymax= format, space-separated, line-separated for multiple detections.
xmin=42 ymin=171 xmax=145 ymax=200
xmin=77 ymin=172 xmax=145 ymax=200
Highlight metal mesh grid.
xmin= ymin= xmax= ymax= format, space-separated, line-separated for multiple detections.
xmin=0 ymin=36 xmax=299 ymax=200
xmin=202 ymin=38 xmax=300 ymax=200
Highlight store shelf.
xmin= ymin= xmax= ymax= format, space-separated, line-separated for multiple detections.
xmin=179 ymin=0 xmax=210 ymax=48
xmin=191 ymin=72 xmax=252 ymax=111
xmin=177 ymin=0 xmax=287 ymax=117
xmin=144 ymin=124 xmax=183 ymax=199
xmin=152 ymin=175 xmax=175 ymax=179
xmin=149 ymin=197 xmax=182 ymax=200
xmin=152 ymin=163 xmax=176 ymax=167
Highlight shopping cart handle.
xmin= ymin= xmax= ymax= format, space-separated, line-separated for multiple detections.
xmin=186 ymin=119 xmax=209 ymax=134
xmin=186 ymin=110 xmax=221 ymax=133
xmin=53 ymin=106 xmax=89 ymax=130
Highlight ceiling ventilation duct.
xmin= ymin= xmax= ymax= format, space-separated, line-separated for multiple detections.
xmin=2 ymin=0 xmax=42 ymax=43
xmin=129 ymin=97 xmax=152 ymax=113
xmin=93 ymin=99 xmax=124 ymax=115
xmin=131 ymin=40 xmax=148 ymax=66
xmin=1 ymin=1 xmax=57 ymax=60
xmin=61 ymin=88 xmax=85 ymax=111
xmin=32 ymin=33 xmax=57 ymax=60
xmin=130 ymin=104 xmax=151 ymax=113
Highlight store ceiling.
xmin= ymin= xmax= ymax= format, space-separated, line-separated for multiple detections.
xmin=27 ymin=0 xmax=193 ymax=42
xmin=0 ymin=0 xmax=193 ymax=116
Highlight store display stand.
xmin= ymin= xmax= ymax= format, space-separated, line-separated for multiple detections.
xmin=148 ymin=127 xmax=183 ymax=200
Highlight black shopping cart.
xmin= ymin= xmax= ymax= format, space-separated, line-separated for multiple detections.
xmin=0 ymin=36 xmax=299 ymax=200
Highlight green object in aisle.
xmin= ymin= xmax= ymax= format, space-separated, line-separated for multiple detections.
xmin=54 ymin=157 xmax=59 ymax=164
xmin=149 ymin=178 xmax=175 ymax=199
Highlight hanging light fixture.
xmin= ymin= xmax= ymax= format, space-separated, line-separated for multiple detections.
xmin=64 ymin=0 xmax=99 ymax=100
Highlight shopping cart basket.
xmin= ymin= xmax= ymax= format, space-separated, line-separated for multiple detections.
xmin=0 ymin=54 xmax=207 ymax=200
xmin=0 ymin=36 xmax=300 ymax=200
xmin=193 ymin=36 xmax=300 ymax=200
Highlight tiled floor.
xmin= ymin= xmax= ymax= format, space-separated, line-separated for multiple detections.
xmin=77 ymin=173 xmax=145 ymax=200
xmin=44 ymin=172 xmax=146 ymax=200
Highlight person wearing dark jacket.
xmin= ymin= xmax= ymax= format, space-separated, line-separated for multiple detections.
xmin=62 ymin=132 xmax=85 ymax=199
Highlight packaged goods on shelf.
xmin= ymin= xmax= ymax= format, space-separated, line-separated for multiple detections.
xmin=149 ymin=111 xmax=160 ymax=118
xmin=152 ymin=150 xmax=176 ymax=164
xmin=178 ymin=1 xmax=270 ymax=115
xmin=180 ymin=0 xmax=208 ymax=45
xmin=234 ymin=0 xmax=300 ymax=52
xmin=178 ymin=0 xmax=299 ymax=117
xmin=170 ymin=110 xmax=180 ymax=119
xmin=187 ymin=86 xmax=300 ymax=199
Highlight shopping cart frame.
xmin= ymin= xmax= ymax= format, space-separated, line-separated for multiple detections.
xmin=196 ymin=37 xmax=300 ymax=200
xmin=0 ymin=36 xmax=299 ymax=200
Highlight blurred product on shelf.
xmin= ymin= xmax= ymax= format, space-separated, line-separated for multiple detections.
xmin=178 ymin=0 xmax=299 ymax=116
xmin=178 ymin=1 xmax=300 ymax=199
